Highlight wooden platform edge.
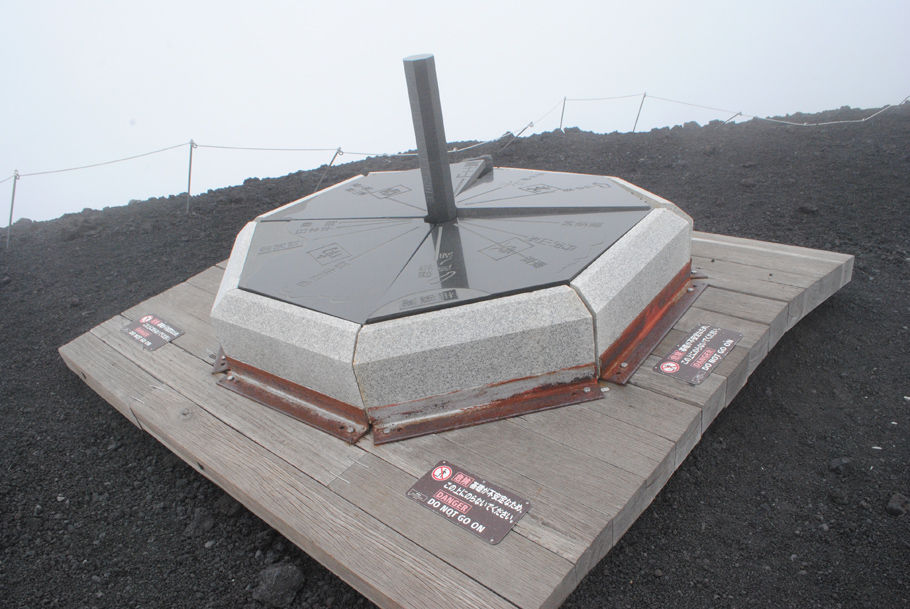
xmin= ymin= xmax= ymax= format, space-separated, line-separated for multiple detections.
xmin=58 ymin=234 xmax=855 ymax=609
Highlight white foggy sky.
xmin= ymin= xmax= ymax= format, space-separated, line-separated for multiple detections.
xmin=2 ymin=0 xmax=908 ymax=225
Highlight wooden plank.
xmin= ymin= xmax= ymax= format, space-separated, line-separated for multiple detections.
xmin=692 ymin=286 xmax=789 ymax=348
xmin=440 ymin=419 xmax=643 ymax=517
xmin=330 ymin=453 xmax=575 ymax=609
xmin=65 ymin=331 xmax=518 ymax=609
xmin=629 ymin=356 xmax=726 ymax=435
xmin=693 ymin=231 xmax=854 ymax=269
xmin=511 ymin=403 xmax=675 ymax=542
xmin=653 ymin=329 xmax=751 ymax=404
xmin=59 ymin=334 xmax=142 ymax=428
xmin=691 ymin=236 xmax=842 ymax=277
xmin=677 ymin=306 xmax=769 ymax=374
xmin=185 ymin=265 xmax=225 ymax=295
xmin=90 ymin=315 xmax=361 ymax=486
xmin=122 ymin=281 xmax=221 ymax=363
xmin=584 ymin=384 xmax=702 ymax=469
xmin=359 ymin=431 xmax=608 ymax=567
xmin=692 ymin=256 xmax=809 ymax=330
xmin=691 ymin=237 xmax=845 ymax=319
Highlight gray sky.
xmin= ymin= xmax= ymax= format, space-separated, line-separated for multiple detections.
xmin=2 ymin=0 xmax=908 ymax=225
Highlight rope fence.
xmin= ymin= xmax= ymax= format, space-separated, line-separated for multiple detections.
xmin=4 ymin=92 xmax=908 ymax=249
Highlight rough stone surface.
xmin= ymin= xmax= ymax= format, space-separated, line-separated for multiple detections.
xmin=885 ymin=493 xmax=908 ymax=516
xmin=570 ymin=208 xmax=691 ymax=363
xmin=251 ymin=563 xmax=305 ymax=608
xmin=213 ymin=221 xmax=255 ymax=311
xmin=211 ymin=288 xmax=364 ymax=407
xmin=353 ymin=286 xmax=595 ymax=407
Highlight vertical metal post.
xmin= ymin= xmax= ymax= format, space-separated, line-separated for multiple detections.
xmin=558 ymin=96 xmax=567 ymax=131
xmin=403 ymin=54 xmax=457 ymax=224
xmin=6 ymin=171 xmax=19 ymax=250
xmin=312 ymin=147 xmax=342 ymax=194
xmin=632 ymin=92 xmax=647 ymax=133
xmin=185 ymin=139 xmax=195 ymax=214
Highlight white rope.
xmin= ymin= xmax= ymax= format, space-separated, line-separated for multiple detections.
xmin=565 ymin=93 xmax=643 ymax=102
xmin=19 ymin=142 xmax=188 ymax=178
xmin=7 ymin=93 xmax=908 ymax=183
xmin=195 ymin=143 xmax=339 ymax=153
xmin=647 ymin=93 xmax=910 ymax=127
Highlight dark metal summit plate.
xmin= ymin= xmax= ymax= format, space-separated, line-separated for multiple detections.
xmin=367 ymin=210 xmax=647 ymax=321
xmin=455 ymin=168 xmax=651 ymax=211
xmin=238 ymin=164 xmax=653 ymax=324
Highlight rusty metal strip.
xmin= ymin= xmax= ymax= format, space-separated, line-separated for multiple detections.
xmin=369 ymin=365 xmax=600 ymax=445
xmin=600 ymin=263 xmax=706 ymax=384
xmin=218 ymin=357 xmax=369 ymax=443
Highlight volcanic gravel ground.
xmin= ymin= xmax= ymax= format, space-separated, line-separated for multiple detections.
xmin=1 ymin=105 xmax=908 ymax=609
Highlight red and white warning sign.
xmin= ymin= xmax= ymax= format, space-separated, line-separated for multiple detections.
xmin=431 ymin=464 xmax=453 ymax=481
xmin=407 ymin=461 xmax=530 ymax=545
xmin=660 ymin=361 xmax=680 ymax=374
xmin=122 ymin=314 xmax=184 ymax=351
xmin=655 ymin=324 xmax=743 ymax=385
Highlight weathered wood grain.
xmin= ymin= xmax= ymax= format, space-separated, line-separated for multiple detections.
xmin=63 ymin=332 xmax=518 ymax=609
xmin=58 ymin=233 xmax=855 ymax=609
xmin=331 ymin=453 xmax=575 ymax=609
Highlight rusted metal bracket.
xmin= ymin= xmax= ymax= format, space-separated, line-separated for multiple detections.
xmin=217 ymin=357 xmax=370 ymax=443
xmin=600 ymin=263 xmax=707 ymax=384
xmin=368 ymin=366 xmax=600 ymax=445
xmin=211 ymin=346 xmax=230 ymax=374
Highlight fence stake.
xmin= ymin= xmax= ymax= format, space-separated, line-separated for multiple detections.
xmin=6 ymin=171 xmax=19 ymax=250
xmin=312 ymin=147 xmax=342 ymax=194
xmin=185 ymin=139 xmax=195 ymax=214
xmin=558 ymin=96 xmax=567 ymax=131
xmin=632 ymin=92 xmax=647 ymax=133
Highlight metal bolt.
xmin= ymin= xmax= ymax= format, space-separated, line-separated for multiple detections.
xmin=620 ymin=362 xmax=629 ymax=368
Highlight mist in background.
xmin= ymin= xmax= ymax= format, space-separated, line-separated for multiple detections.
xmin=2 ymin=0 xmax=908 ymax=225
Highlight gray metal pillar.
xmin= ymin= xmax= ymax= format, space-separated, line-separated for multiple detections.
xmin=403 ymin=54 xmax=457 ymax=224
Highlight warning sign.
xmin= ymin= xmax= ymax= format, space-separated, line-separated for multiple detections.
xmin=655 ymin=324 xmax=743 ymax=385
xmin=406 ymin=461 xmax=530 ymax=545
xmin=122 ymin=314 xmax=184 ymax=351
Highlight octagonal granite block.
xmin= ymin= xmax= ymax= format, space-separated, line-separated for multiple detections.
xmin=570 ymin=207 xmax=692 ymax=365
xmin=210 ymin=222 xmax=364 ymax=408
xmin=352 ymin=285 xmax=596 ymax=409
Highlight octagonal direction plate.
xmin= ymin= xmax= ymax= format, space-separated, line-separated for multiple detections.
xmin=237 ymin=164 xmax=655 ymax=324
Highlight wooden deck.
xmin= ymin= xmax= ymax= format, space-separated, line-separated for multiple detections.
xmin=59 ymin=231 xmax=853 ymax=609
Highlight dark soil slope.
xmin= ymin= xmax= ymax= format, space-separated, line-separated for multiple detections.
xmin=2 ymin=105 xmax=908 ymax=609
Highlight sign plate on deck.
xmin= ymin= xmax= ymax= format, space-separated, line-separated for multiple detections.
xmin=122 ymin=314 xmax=183 ymax=351
xmin=406 ymin=461 xmax=530 ymax=545
xmin=655 ymin=324 xmax=743 ymax=385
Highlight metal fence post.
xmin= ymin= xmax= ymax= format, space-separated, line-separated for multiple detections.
xmin=312 ymin=147 xmax=342 ymax=194
xmin=632 ymin=92 xmax=647 ymax=133
xmin=558 ymin=96 xmax=567 ymax=131
xmin=185 ymin=139 xmax=195 ymax=214
xmin=6 ymin=171 xmax=19 ymax=250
